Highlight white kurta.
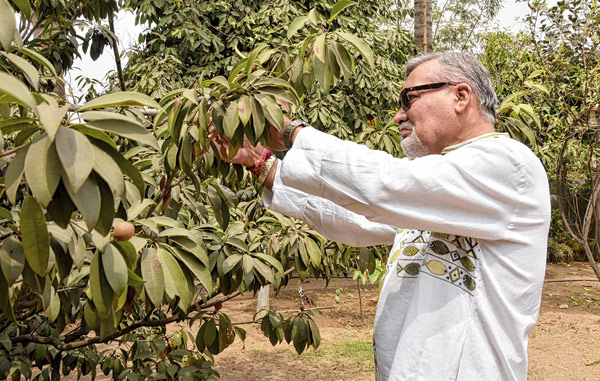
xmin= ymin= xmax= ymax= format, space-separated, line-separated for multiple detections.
xmin=264 ymin=127 xmax=551 ymax=380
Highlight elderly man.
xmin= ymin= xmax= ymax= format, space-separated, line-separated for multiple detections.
xmin=222 ymin=52 xmax=550 ymax=380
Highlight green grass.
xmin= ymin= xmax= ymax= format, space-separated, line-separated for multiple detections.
xmin=303 ymin=338 xmax=375 ymax=373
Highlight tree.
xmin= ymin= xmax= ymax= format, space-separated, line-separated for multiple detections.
xmin=0 ymin=0 xmax=412 ymax=379
xmin=414 ymin=0 xmax=433 ymax=52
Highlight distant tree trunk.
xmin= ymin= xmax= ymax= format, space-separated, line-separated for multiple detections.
xmin=414 ymin=0 xmax=433 ymax=53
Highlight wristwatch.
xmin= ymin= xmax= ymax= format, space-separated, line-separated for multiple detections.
xmin=284 ymin=119 xmax=309 ymax=149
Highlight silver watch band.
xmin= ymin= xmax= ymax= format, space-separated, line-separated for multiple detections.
xmin=284 ymin=119 xmax=308 ymax=149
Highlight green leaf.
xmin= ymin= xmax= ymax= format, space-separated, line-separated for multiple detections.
xmin=313 ymin=54 xmax=331 ymax=93
xmin=308 ymin=318 xmax=321 ymax=349
xmin=223 ymin=100 xmax=240 ymax=140
xmin=113 ymin=240 xmax=138 ymax=270
xmin=90 ymin=139 xmax=144 ymax=197
xmin=55 ymin=126 xmax=94 ymax=194
xmin=252 ymin=253 xmax=284 ymax=274
xmin=330 ymin=41 xmax=353 ymax=79
xmin=359 ymin=247 xmax=370 ymax=273
xmin=313 ymin=34 xmax=327 ymax=62
xmin=250 ymin=97 xmax=265 ymax=139
xmin=89 ymin=252 xmax=114 ymax=319
xmin=66 ymin=175 xmax=101 ymax=229
xmin=20 ymin=196 xmax=49 ymax=276
xmin=127 ymin=198 xmax=155 ymax=220
xmin=287 ymin=15 xmax=309 ymax=39
xmin=95 ymin=177 xmax=115 ymax=236
xmin=141 ymin=247 xmax=164 ymax=307
xmin=308 ymin=8 xmax=319 ymax=25
xmin=102 ymin=243 xmax=128 ymax=297
xmin=291 ymin=317 xmax=307 ymax=354
xmin=329 ymin=0 xmax=357 ymax=22
xmin=237 ymin=95 xmax=251 ymax=126
xmin=82 ymin=111 xmax=159 ymax=150
xmin=1 ymin=52 xmax=40 ymax=90
xmin=245 ymin=44 xmax=267 ymax=82
xmin=127 ymin=269 xmax=145 ymax=286
xmin=336 ymin=32 xmax=374 ymax=68
xmin=204 ymin=319 xmax=217 ymax=347
xmin=11 ymin=0 xmax=31 ymax=21
xmin=0 ymin=72 xmax=37 ymax=110
xmin=37 ymin=104 xmax=69 ymax=141
xmin=18 ymin=47 xmax=57 ymax=76
xmin=158 ymin=247 xmax=191 ymax=312
xmin=24 ymin=134 xmax=61 ymax=207
xmin=168 ymin=246 xmax=212 ymax=294
xmin=5 ymin=144 xmax=29 ymax=205
xmin=0 ymin=236 xmax=25 ymax=285
xmin=45 ymin=285 xmax=60 ymax=323
xmin=222 ymin=254 xmax=242 ymax=274
xmin=78 ymin=91 xmax=161 ymax=111
xmin=46 ymin=181 xmax=75 ymax=229
xmin=91 ymin=144 xmax=125 ymax=198
xmin=0 ymin=0 xmax=16 ymax=51
xmin=304 ymin=237 xmax=322 ymax=268
xmin=256 ymin=94 xmax=284 ymax=132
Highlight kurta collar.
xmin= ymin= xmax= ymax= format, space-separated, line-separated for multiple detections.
xmin=441 ymin=132 xmax=509 ymax=154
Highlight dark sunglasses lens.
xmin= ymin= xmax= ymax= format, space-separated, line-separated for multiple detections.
xmin=399 ymin=91 xmax=409 ymax=111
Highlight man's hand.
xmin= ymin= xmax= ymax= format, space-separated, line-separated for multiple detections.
xmin=210 ymin=132 xmax=265 ymax=168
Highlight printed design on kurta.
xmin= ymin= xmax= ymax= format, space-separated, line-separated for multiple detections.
xmin=393 ymin=230 xmax=480 ymax=295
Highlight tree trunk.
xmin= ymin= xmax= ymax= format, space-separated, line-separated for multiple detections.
xmin=414 ymin=0 xmax=433 ymax=53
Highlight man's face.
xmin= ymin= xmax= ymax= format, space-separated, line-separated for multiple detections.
xmin=394 ymin=60 xmax=456 ymax=156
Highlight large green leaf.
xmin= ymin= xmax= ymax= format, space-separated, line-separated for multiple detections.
xmin=1 ymin=52 xmax=40 ymax=90
xmin=304 ymin=237 xmax=322 ymax=268
xmin=89 ymin=252 xmax=114 ymax=319
xmin=82 ymin=111 xmax=159 ymax=150
xmin=102 ymin=243 xmax=128 ymax=297
xmin=90 ymin=139 xmax=144 ymax=197
xmin=141 ymin=247 xmax=164 ymax=307
xmin=256 ymin=94 xmax=284 ymax=132
xmin=78 ymin=91 xmax=161 ymax=111
xmin=18 ymin=47 xmax=57 ymax=76
xmin=0 ymin=0 xmax=15 ymax=50
xmin=24 ymin=134 xmax=62 ymax=207
xmin=4 ymin=144 xmax=29 ymax=205
xmin=91 ymin=144 xmax=125 ymax=198
xmin=336 ymin=32 xmax=374 ymax=68
xmin=37 ymin=104 xmax=69 ymax=141
xmin=95 ymin=176 xmax=115 ymax=236
xmin=158 ymin=247 xmax=191 ymax=312
xmin=0 ymin=236 xmax=25 ymax=285
xmin=66 ymin=175 xmax=101 ymax=229
xmin=168 ymin=246 xmax=212 ymax=294
xmin=20 ymin=196 xmax=50 ymax=276
xmin=237 ymin=95 xmax=252 ymax=126
xmin=329 ymin=0 xmax=357 ymax=22
xmin=313 ymin=34 xmax=327 ymax=62
xmin=287 ymin=15 xmax=309 ymax=39
xmin=223 ymin=100 xmax=240 ymax=140
xmin=55 ymin=126 xmax=94 ymax=194
xmin=250 ymin=97 xmax=265 ymax=140
xmin=0 ymin=72 xmax=37 ymax=110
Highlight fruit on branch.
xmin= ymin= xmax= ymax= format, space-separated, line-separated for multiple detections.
xmin=113 ymin=221 xmax=135 ymax=241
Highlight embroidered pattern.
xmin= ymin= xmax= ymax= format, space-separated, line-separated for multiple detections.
xmin=390 ymin=229 xmax=480 ymax=295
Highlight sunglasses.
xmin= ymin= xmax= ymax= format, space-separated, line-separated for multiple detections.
xmin=398 ymin=81 xmax=460 ymax=111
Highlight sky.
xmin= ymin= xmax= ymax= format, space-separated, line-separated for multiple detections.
xmin=66 ymin=0 xmax=537 ymax=97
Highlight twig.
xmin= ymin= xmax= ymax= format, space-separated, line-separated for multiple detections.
xmin=108 ymin=14 xmax=127 ymax=92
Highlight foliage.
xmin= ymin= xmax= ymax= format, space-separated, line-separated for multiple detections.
xmin=121 ymin=0 xmax=415 ymax=138
xmin=0 ymin=0 xmax=413 ymax=379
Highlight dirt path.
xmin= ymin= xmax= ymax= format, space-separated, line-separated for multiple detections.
xmin=214 ymin=263 xmax=600 ymax=380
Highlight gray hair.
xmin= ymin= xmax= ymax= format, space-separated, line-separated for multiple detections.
xmin=405 ymin=52 xmax=498 ymax=124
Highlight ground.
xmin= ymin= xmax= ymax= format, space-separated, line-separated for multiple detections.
xmin=212 ymin=262 xmax=600 ymax=381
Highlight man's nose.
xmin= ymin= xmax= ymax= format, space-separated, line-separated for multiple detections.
xmin=394 ymin=108 xmax=408 ymax=124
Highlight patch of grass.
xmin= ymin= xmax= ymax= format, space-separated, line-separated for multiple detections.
xmin=303 ymin=337 xmax=375 ymax=373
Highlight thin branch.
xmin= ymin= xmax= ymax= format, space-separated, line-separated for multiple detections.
xmin=108 ymin=14 xmax=127 ymax=92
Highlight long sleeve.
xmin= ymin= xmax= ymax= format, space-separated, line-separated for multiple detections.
xmin=263 ymin=162 xmax=396 ymax=246
xmin=279 ymin=127 xmax=550 ymax=243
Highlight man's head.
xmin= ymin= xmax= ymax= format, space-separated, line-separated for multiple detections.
xmin=394 ymin=52 xmax=498 ymax=157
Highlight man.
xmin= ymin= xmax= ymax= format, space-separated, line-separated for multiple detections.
xmin=220 ymin=52 xmax=550 ymax=380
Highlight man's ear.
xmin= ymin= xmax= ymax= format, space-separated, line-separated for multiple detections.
xmin=454 ymin=83 xmax=472 ymax=114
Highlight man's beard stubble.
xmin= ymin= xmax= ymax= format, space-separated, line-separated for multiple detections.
xmin=400 ymin=122 xmax=429 ymax=158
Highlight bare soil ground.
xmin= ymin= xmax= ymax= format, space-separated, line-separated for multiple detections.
xmin=213 ymin=262 xmax=600 ymax=381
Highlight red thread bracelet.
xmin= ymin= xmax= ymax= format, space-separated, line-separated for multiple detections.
xmin=249 ymin=149 xmax=272 ymax=175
